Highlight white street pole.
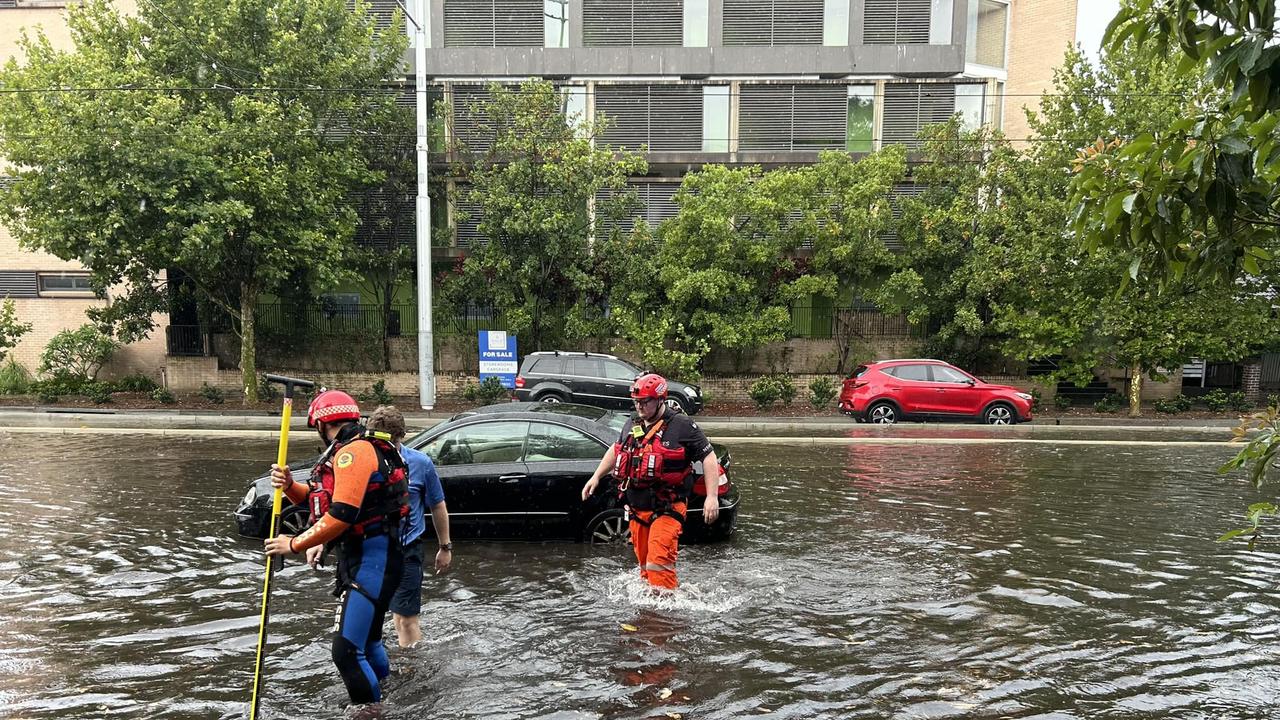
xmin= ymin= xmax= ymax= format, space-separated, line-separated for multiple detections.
xmin=411 ymin=0 xmax=434 ymax=409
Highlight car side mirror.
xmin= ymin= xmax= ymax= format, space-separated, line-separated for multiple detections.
xmin=965 ymin=379 xmax=976 ymax=386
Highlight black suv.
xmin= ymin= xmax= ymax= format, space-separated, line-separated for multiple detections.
xmin=513 ymin=351 xmax=704 ymax=415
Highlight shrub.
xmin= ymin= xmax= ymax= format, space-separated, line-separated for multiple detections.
xmin=199 ymin=382 xmax=225 ymax=404
xmin=462 ymin=376 xmax=510 ymax=405
xmin=151 ymin=387 xmax=176 ymax=404
xmin=1226 ymin=391 xmax=1251 ymax=412
xmin=112 ymin=373 xmax=158 ymax=393
xmin=1154 ymin=396 xmax=1185 ymax=414
xmin=1028 ymin=387 xmax=1042 ymax=413
xmin=0 ymin=299 xmax=33 ymax=364
xmin=1053 ymin=394 xmax=1072 ymax=411
xmin=38 ymin=324 xmax=118 ymax=380
xmin=257 ymin=376 xmax=279 ymax=402
xmin=0 ymin=358 xmax=32 ymax=395
xmin=748 ymin=376 xmax=781 ymax=409
xmin=29 ymin=376 xmax=91 ymax=398
xmin=773 ymin=375 xmax=797 ymax=405
xmin=357 ymin=379 xmax=394 ymax=405
xmin=87 ymin=382 xmax=113 ymax=404
xmin=1093 ymin=394 xmax=1121 ymax=413
xmin=1202 ymin=388 xmax=1230 ymax=412
xmin=1269 ymin=394 xmax=1280 ymax=410
xmin=808 ymin=377 xmax=837 ymax=409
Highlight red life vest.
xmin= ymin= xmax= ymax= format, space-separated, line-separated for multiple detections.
xmin=307 ymin=426 xmax=409 ymax=538
xmin=614 ymin=418 xmax=695 ymax=511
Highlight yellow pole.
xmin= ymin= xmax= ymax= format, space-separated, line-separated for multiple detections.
xmin=249 ymin=375 xmax=313 ymax=720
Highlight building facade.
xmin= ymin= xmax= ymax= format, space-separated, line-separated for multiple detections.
xmin=0 ymin=0 xmax=167 ymax=381
xmin=414 ymin=0 xmax=1014 ymax=245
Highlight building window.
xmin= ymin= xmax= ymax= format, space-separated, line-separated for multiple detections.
xmin=966 ymin=0 xmax=1008 ymax=67
xmin=684 ymin=0 xmax=709 ymax=46
xmin=824 ymin=0 xmax=849 ymax=46
xmin=864 ymin=0 xmax=933 ymax=44
xmin=702 ymin=86 xmax=730 ymax=152
xmin=545 ymin=0 xmax=569 ymax=48
xmin=929 ymin=0 xmax=952 ymax=44
xmin=847 ymin=86 xmax=875 ymax=152
xmin=954 ymin=84 xmax=984 ymax=130
xmin=560 ymin=85 xmax=588 ymax=124
xmin=38 ymin=273 xmax=94 ymax=295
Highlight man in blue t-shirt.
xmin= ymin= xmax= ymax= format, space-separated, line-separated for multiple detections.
xmin=368 ymin=406 xmax=452 ymax=648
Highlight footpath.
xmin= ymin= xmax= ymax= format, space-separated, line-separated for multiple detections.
xmin=0 ymin=406 xmax=1248 ymax=444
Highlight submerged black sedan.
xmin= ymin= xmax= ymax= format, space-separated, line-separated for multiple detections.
xmin=234 ymin=402 xmax=740 ymax=544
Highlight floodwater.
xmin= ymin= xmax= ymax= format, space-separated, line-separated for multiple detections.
xmin=0 ymin=431 xmax=1276 ymax=719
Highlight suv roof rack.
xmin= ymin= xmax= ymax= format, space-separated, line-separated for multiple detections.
xmin=530 ymin=350 xmax=619 ymax=359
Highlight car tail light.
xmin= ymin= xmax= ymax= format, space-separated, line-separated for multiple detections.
xmin=514 ymin=376 xmax=525 ymax=388
xmin=844 ymin=380 xmax=867 ymax=389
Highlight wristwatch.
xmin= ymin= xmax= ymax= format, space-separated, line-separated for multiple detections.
xmin=439 ymin=542 xmax=453 ymax=551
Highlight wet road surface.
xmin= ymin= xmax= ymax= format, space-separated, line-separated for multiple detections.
xmin=0 ymin=431 xmax=1275 ymax=719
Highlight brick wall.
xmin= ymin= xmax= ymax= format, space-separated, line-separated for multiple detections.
xmin=1242 ymin=359 xmax=1262 ymax=405
xmin=1004 ymin=0 xmax=1078 ymax=148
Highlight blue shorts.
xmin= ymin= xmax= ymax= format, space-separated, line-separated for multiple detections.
xmin=389 ymin=537 xmax=424 ymax=617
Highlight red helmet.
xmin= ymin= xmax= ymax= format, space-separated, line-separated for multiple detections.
xmin=306 ymin=389 xmax=361 ymax=428
xmin=630 ymin=373 xmax=668 ymax=400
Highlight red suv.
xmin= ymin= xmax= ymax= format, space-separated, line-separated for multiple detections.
xmin=839 ymin=359 xmax=1034 ymax=425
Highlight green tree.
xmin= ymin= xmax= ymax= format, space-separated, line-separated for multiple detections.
xmin=444 ymin=81 xmax=646 ymax=351
xmin=872 ymin=119 xmax=1020 ymax=370
xmin=0 ymin=0 xmax=407 ymax=402
xmin=1072 ymin=0 xmax=1279 ymax=287
xmin=0 ymin=299 xmax=33 ymax=364
xmin=615 ymin=150 xmax=902 ymax=379
xmin=988 ymin=45 xmax=1275 ymax=415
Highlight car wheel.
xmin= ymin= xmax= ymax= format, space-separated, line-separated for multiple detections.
xmin=278 ymin=504 xmax=309 ymax=535
xmin=538 ymin=392 xmax=566 ymax=404
xmin=867 ymin=401 xmax=898 ymax=424
xmin=984 ymin=403 xmax=1016 ymax=425
xmin=664 ymin=396 xmax=689 ymax=414
xmin=583 ymin=509 xmax=630 ymax=544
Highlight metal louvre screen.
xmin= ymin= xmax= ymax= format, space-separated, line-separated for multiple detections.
xmin=739 ymin=84 xmax=847 ymax=151
xmin=863 ymin=0 xmax=933 ymax=44
xmin=444 ymin=0 xmax=543 ymax=47
xmin=879 ymin=183 xmax=925 ymax=251
xmin=455 ymin=198 xmax=485 ymax=248
xmin=0 ymin=271 xmax=38 ymax=298
xmin=583 ymin=0 xmax=683 ymax=46
xmin=881 ymin=83 xmax=956 ymax=148
xmin=350 ymin=0 xmax=399 ymax=28
xmin=594 ymin=182 xmax=681 ymax=235
xmin=450 ymin=85 xmax=498 ymax=152
xmin=596 ymin=85 xmax=702 ymax=152
xmin=724 ymin=0 xmax=823 ymax=45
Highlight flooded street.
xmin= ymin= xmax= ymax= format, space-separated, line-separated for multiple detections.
xmin=0 ymin=431 xmax=1277 ymax=719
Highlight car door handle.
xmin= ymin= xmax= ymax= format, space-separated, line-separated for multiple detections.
xmin=935 ymin=389 xmax=947 ymax=392
xmin=498 ymin=474 xmax=526 ymax=483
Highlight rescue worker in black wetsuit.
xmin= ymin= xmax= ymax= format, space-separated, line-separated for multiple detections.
xmin=263 ymin=389 xmax=408 ymax=707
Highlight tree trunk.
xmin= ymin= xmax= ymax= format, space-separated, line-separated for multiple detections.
xmin=1128 ymin=362 xmax=1142 ymax=417
xmin=240 ymin=281 xmax=258 ymax=404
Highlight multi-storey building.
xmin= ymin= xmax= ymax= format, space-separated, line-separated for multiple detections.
xmin=4 ymin=0 xmax=1110 ymax=386
xmin=418 ymin=0 xmax=1011 ymax=247
xmin=0 ymin=0 xmax=166 ymax=379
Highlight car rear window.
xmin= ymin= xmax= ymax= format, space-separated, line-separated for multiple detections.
xmin=889 ymin=364 xmax=931 ymax=381
xmin=850 ymin=365 xmax=869 ymax=379
xmin=527 ymin=356 xmax=564 ymax=374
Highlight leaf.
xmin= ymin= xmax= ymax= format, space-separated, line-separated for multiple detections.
xmin=620 ymin=623 xmax=638 ymax=632
xmin=1219 ymin=135 xmax=1251 ymax=155
xmin=1122 ymin=192 xmax=1138 ymax=214
xmin=659 ymin=688 xmax=673 ymax=699
xmin=1217 ymin=528 xmax=1249 ymax=542
xmin=1128 ymin=256 xmax=1142 ymax=281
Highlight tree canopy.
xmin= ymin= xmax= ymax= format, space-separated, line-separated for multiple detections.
xmin=0 ymin=0 xmax=407 ymax=400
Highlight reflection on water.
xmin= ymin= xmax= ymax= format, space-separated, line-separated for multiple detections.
xmin=0 ymin=433 xmax=1276 ymax=718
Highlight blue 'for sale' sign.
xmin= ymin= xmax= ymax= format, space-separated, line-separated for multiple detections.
xmin=478 ymin=330 xmax=518 ymax=388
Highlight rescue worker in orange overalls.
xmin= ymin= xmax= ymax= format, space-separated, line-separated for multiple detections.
xmin=581 ymin=373 xmax=722 ymax=590
xmin=263 ymin=389 xmax=408 ymax=708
